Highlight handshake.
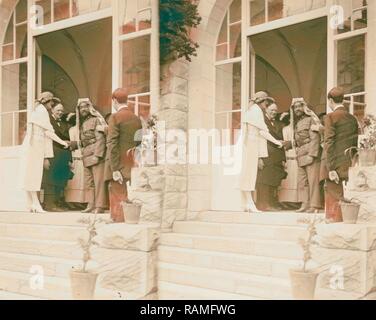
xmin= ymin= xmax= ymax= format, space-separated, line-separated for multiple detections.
xmin=277 ymin=140 xmax=292 ymax=150
xmin=63 ymin=141 xmax=79 ymax=151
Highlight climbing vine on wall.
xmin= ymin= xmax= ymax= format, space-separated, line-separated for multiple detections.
xmin=159 ymin=0 xmax=201 ymax=64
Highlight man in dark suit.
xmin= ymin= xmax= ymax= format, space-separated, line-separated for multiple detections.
xmin=256 ymin=103 xmax=288 ymax=211
xmin=106 ymin=88 xmax=143 ymax=222
xmin=323 ymin=87 xmax=359 ymax=223
xmin=43 ymin=103 xmax=77 ymax=211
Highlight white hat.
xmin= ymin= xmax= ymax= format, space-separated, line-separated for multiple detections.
xmin=251 ymin=91 xmax=275 ymax=104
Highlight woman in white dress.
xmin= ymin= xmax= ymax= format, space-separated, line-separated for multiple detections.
xmin=240 ymin=92 xmax=283 ymax=213
xmin=21 ymin=92 xmax=69 ymax=213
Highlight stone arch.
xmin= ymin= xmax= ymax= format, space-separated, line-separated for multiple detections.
xmin=186 ymin=0 xmax=234 ymax=216
xmin=188 ymin=0 xmax=233 ymax=130
xmin=0 ymin=0 xmax=19 ymax=47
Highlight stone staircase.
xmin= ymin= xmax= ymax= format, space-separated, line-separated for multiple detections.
xmin=0 ymin=212 xmax=148 ymax=300
xmin=0 ymin=212 xmax=88 ymax=300
xmin=0 ymin=210 xmax=365 ymax=300
xmin=158 ymin=211 xmax=330 ymax=300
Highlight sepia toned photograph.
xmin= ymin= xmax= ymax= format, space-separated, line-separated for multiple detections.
xmin=0 ymin=0 xmax=375 ymax=303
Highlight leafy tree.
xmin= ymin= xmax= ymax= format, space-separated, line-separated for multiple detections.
xmin=160 ymin=0 xmax=202 ymax=64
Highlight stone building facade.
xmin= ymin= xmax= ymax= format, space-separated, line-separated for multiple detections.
xmin=0 ymin=0 xmax=375 ymax=300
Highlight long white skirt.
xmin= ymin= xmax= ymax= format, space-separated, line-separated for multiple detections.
xmin=19 ymin=129 xmax=46 ymax=192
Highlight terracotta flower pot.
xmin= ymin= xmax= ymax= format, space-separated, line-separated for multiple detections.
xmin=121 ymin=202 xmax=142 ymax=224
xmin=70 ymin=270 xmax=98 ymax=300
xmin=358 ymin=149 xmax=376 ymax=167
xmin=289 ymin=269 xmax=319 ymax=300
xmin=340 ymin=201 xmax=360 ymax=224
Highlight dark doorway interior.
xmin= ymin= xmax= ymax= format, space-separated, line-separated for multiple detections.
xmin=251 ymin=17 xmax=327 ymax=114
xmin=36 ymin=17 xmax=112 ymax=115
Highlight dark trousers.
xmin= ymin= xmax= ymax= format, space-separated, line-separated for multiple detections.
xmin=43 ymin=148 xmax=72 ymax=209
xmin=257 ymin=184 xmax=278 ymax=211
xmin=325 ymin=180 xmax=344 ymax=222
xmin=44 ymin=185 xmax=65 ymax=208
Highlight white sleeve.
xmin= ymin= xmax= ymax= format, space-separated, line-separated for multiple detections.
xmin=260 ymin=130 xmax=282 ymax=146
xmin=246 ymin=106 xmax=268 ymax=131
xmin=45 ymin=131 xmax=67 ymax=147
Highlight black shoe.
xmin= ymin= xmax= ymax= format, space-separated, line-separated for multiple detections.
xmin=82 ymin=206 xmax=94 ymax=214
xmin=63 ymin=203 xmax=77 ymax=211
xmin=296 ymin=206 xmax=309 ymax=213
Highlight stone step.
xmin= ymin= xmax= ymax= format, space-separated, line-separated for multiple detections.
xmin=0 ymin=223 xmax=86 ymax=242
xmin=0 ymin=252 xmax=81 ymax=278
xmin=0 ymin=269 xmax=72 ymax=300
xmin=158 ymin=246 xmax=302 ymax=279
xmin=173 ymin=221 xmax=306 ymax=242
xmin=158 ymin=281 xmax=262 ymax=300
xmin=0 ymin=290 xmax=44 ymax=300
xmin=0 ymin=269 xmax=148 ymax=300
xmin=160 ymin=233 xmax=303 ymax=260
xmin=0 ymin=236 xmax=81 ymax=260
xmin=158 ymin=262 xmax=292 ymax=300
xmin=316 ymin=288 xmax=364 ymax=301
xmin=198 ymin=211 xmax=324 ymax=226
xmin=0 ymin=212 xmax=110 ymax=227
xmin=158 ymin=280 xmax=360 ymax=301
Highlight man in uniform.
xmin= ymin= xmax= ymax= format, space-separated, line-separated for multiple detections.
xmin=78 ymin=99 xmax=108 ymax=214
xmin=293 ymin=98 xmax=322 ymax=213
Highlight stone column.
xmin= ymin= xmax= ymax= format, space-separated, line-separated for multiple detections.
xmin=158 ymin=59 xmax=190 ymax=231
xmin=366 ymin=0 xmax=376 ymax=115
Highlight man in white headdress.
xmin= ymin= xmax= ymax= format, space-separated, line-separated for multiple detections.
xmin=77 ymin=98 xmax=108 ymax=214
xmin=292 ymin=98 xmax=323 ymax=213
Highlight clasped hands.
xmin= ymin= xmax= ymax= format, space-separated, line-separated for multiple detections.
xmin=276 ymin=140 xmax=291 ymax=149
xmin=63 ymin=141 xmax=78 ymax=151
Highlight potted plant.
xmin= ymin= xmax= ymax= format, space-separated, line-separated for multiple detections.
xmin=289 ymin=216 xmax=323 ymax=300
xmin=340 ymin=197 xmax=361 ymax=224
xmin=140 ymin=114 xmax=159 ymax=167
xmin=121 ymin=199 xmax=143 ymax=225
xmin=70 ymin=215 xmax=105 ymax=300
xmin=358 ymin=115 xmax=376 ymax=167
xmin=121 ymin=180 xmax=148 ymax=224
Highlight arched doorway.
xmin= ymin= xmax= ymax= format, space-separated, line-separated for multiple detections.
xmin=211 ymin=0 xmax=328 ymax=211
xmin=0 ymin=0 xmax=158 ymax=212
xmin=35 ymin=17 xmax=113 ymax=115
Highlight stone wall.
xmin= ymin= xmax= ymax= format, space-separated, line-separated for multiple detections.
xmin=93 ymin=223 xmax=160 ymax=300
xmin=312 ymin=164 xmax=376 ymax=300
xmin=129 ymin=165 xmax=188 ymax=231
xmin=313 ymin=224 xmax=376 ymax=299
